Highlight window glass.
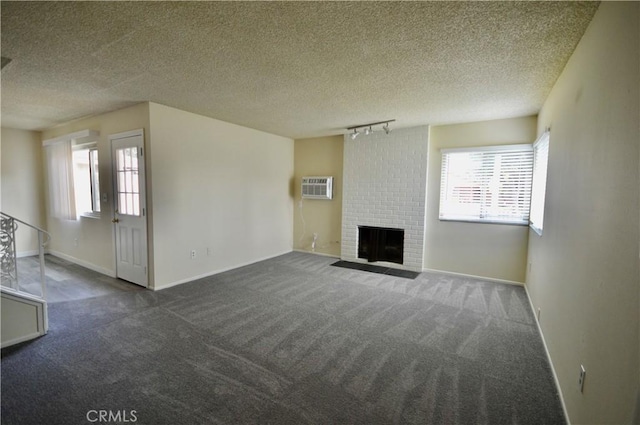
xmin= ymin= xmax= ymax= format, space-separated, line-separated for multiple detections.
xmin=530 ymin=133 xmax=550 ymax=234
xmin=115 ymin=147 xmax=141 ymax=216
xmin=72 ymin=147 xmax=100 ymax=216
xmin=439 ymin=145 xmax=533 ymax=225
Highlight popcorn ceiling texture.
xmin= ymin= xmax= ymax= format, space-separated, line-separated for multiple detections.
xmin=1 ymin=2 xmax=599 ymax=138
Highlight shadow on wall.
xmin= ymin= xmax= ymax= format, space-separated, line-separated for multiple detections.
xmin=289 ymin=176 xmax=295 ymax=199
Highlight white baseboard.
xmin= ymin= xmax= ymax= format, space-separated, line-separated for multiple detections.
xmin=47 ymin=250 xmax=116 ymax=278
xmin=523 ymin=284 xmax=571 ymax=425
xmin=422 ymin=267 xmax=524 ymax=286
xmin=154 ymin=249 xmax=293 ymax=291
xmin=16 ymin=250 xmax=39 ymax=258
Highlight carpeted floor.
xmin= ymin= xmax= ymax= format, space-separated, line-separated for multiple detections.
xmin=1 ymin=252 xmax=565 ymax=424
xmin=11 ymin=255 xmax=142 ymax=302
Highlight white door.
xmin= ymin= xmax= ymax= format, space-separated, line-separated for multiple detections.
xmin=110 ymin=130 xmax=148 ymax=287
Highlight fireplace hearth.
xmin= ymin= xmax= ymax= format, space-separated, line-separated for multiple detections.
xmin=358 ymin=226 xmax=404 ymax=265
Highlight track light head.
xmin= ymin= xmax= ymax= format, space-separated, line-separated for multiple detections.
xmin=347 ymin=119 xmax=394 ymax=139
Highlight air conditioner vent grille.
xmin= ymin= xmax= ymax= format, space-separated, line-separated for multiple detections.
xmin=302 ymin=176 xmax=333 ymax=200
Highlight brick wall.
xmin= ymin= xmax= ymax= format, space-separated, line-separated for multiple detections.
xmin=341 ymin=125 xmax=429 ymax=271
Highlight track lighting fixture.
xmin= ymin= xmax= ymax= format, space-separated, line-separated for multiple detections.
xmin=346 ymin=119 xmax=395 ymax=139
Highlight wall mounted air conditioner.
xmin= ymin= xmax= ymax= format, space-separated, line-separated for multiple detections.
xmin=302 ymin=176 xmax=333 ymax=200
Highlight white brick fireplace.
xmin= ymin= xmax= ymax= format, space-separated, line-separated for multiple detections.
xmin=341 ymin=125 xmax=429 ymax=271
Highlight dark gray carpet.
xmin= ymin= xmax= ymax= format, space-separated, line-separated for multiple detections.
xmin=1 ymin=252 xmax=565 ymax=424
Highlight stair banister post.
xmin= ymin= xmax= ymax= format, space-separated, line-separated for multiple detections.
xmin=38 ymin=231 xmax=46 ymax=299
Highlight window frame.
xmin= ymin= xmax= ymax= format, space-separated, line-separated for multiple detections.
xmin=72 ymin=143 xmax=101 ymax=219
xmin=529 ymin=131 xmax=550 ymax=235
xmin=114 ymin=146 xmax=142 ymax=217
xmin=439 ymin=144 xmax=534 ymax=226
xmin=88 ymin=148 xmax=101 ymax=214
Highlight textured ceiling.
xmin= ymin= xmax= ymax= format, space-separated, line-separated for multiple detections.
xmin=1 ymin=1 xmax=599 ymax=139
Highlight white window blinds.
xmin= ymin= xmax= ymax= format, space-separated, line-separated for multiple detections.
xmin=43 ymin=129 xmax=100 ymax=221
xmin=439 ymin=144 xmax=534 ymax=224
xmin=529 ymin=132 xmax=550 ymax=234
xmin=44 ymin=140 xmax=77 ymax=220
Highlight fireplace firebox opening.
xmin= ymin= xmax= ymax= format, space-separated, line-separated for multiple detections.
xmin=357 ymin=226 xmax=404 ymax=265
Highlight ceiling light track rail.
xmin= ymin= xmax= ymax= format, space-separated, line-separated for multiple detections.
xmin=346 ymin=119 xmax=396 ymax=131
xmin=347 ymin=119 xmax=395 ymax=139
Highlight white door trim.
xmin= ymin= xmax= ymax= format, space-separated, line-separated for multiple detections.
xmin=109 ymin=129 xmax=148 ymax=287
xmin=110 ymin=129 xmax=143 ymax=140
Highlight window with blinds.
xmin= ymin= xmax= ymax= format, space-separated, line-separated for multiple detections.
xmin=439 ymin=144 xmax=534 ymax=225
xmin=529 ymin=132 xmax=550 ymax=234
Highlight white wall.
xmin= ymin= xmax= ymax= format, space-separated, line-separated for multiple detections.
xmin=0 ymin=128 xmax=47 ymax=255
xmin=41 ymin=103 xmax=151 ymax=276
xmin=341 ymin=126 xmax=429 ymax=271
xmin=526 ymin=3 xmax=639 ymax=424
xmin=148 ymin=103 xmax=294 ymax=289
xmin=425 ymin=117 xmax=536 ymax=283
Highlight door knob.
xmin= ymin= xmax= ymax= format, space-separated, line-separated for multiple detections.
xmin=112 ymin=218 xmax=119 ymax=223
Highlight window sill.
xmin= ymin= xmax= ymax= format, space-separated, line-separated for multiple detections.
xmin=529 ymin=224 xmax=543 ymax=236
xmin=79 ymin=212 xmax=101 ymax=220
xmin=439 ymin=217 xmax=529 ymax=226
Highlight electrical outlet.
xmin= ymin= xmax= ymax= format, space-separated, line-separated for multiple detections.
xmin=206 ymin=247 xmax=212 ymax=256
xmin=190 ymin=250 xmax=196 ymax=259
xmin=578 ymin=365 xmax=586 ymax=393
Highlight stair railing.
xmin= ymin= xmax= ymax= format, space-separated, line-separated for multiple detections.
xmin=0 ymin=212 xmax=51 ymax=300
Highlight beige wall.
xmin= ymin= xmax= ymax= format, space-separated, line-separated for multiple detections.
xmin=0 ymin=128 xmax=47 ymax=254
xmin=526 ymin=3 xmax=639 ymax=424
xmin=41 ymin=103 xmax=150 ymax=276
xmin=148 ymin=103 xmax=294 ymax=289
xmin=293 ymin=136 xmax=343 ymax=257
xmin=425 ymin=116 xmax=537 ymax=282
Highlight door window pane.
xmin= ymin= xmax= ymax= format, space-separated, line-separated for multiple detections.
xmin=116 ymin=147 xmax=142 ymax=216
